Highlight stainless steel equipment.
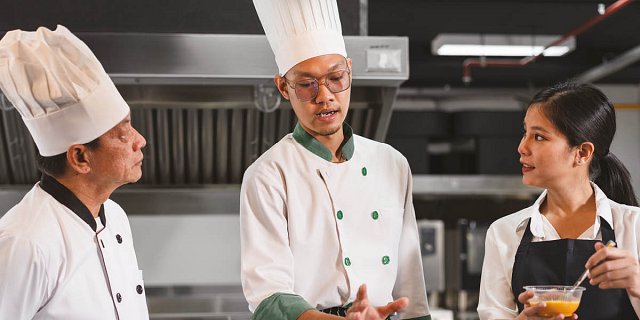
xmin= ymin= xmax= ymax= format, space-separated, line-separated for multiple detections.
xmin=443 ymin=219 xmax=489 ymax=315
xmin=0 ymin=33 xmax=408 ymax=186
xmin=459 ymin=219 xmax=488 ymax=289
xmin=418 ymin=220 xmax=445 ymax=293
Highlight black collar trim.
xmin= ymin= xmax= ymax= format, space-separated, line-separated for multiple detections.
xmin=40 ymin=175 xmax=106 ymax=232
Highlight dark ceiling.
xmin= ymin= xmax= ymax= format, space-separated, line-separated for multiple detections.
xmin=369 ymin=0 xmax=640 ymax=88
xmin=1 ymin=0 xmax=639 ymax=88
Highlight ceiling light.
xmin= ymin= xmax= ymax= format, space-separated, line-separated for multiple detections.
xmin=432 ymin=34 xmax=576 ymax=57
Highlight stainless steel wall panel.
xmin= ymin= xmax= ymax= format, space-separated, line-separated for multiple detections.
xmin=229 ymin=109 xmax=244 ymax=183
xmin=186 ymin=109 xmax=200 ymax=184
xmin=201 ymin=110 xmax=215 ymax=184
xmin=3 ymin=110 xmax=31 ymax=184
xmin=133 ymin=108 xmax=157 ymax=184
xmin=131 ymin=109 xmax=147 ymax=183
xmin=244 ymin=109 xmax=259 ymax=172
xmin=171 ymin=109 xmax=185 ymax=184
xmin=215 ymin=110 xmax=229 ymax=183
xmin=260 ymin=112 xmax=277 ymax=154
xmin=276 ymin=108 xmax=293 ymax=141
xmin=0 ymin=110 xmax=11 ymax=184
xmin=23 ymin=132 xmax=38 ymax=182
xmin=348 ymin=109 xmax=366 ymax=136
xmin=363 ymin=108 xmax=375 ymax=139
xmin=155 ymin=109 xmax=171 ymax=184
xmin=2 ymin=110 xmax=21 ymax=183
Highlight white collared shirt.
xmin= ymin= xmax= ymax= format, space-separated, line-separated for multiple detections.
xmin=477 ymin=183 xmax=640 ymax=320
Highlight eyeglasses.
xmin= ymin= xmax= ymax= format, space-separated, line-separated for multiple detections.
xmin=283 ymin=68 xmax=352 ymax=102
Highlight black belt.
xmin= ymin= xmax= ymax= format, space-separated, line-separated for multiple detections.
xmin=319 ymin=306 xmax=393 ymax=320
xmin=320 ymin=306 xmax=348 ymax=316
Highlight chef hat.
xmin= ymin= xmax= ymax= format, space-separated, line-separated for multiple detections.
xmin=0 ymin=25 xmax=129 ymax=156
xmin=254 ymin=0 xmax=347 ymax=75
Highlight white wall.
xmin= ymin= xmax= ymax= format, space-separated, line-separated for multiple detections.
xmin=602 ymin=84 xmax=640 ymax=201
xmin=612 ymin=110 xmax=640 ymax=202
xmin=129 ymin=214 xmax=242 ymax=286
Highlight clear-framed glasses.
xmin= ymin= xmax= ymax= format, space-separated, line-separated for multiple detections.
xmin=283 ymin=68 xmax=352 ymax=102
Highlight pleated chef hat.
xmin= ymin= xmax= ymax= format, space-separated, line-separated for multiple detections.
xmin=253 ymin=0 xmax=347 ymax=75
xmin=0 ymin=25 xmax=130 ymax=156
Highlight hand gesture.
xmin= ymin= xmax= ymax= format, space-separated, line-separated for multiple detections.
xmin=346 ymin=284 xmax=409 ymax=320
xmin=587 ymin=241 xmax=640 ymax=298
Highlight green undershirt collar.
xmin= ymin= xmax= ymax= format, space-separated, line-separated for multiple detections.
xmin=292 ymin=122 xmax=354 ymax=162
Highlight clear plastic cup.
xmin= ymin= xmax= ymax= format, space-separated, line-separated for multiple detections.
xmin=523 ymin=285 xmax=586 ymax=317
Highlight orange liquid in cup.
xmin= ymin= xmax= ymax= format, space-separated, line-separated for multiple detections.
xmin=529 ymin=300 xmax=580 ymax=317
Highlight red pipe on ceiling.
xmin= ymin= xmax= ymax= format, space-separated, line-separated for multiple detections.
xmin=461 ymin=0 xmax=635 ymax=84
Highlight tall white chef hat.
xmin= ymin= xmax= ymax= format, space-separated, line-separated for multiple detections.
xmin=0 ymin=25 xmax=130 ymax=157
xmin=254 ymin=0 xmax=347 ymax=75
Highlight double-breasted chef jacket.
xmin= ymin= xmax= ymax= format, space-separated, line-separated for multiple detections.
xmin=0 ymin=175 xmax=149 ymax=319
xmin=240 ymin=123 xmax=431 ymax=320
xmin=478 ymin=183 xmax=640 ymax=319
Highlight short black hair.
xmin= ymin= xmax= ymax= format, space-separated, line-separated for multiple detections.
xmin=36 ymin=137 xmax=100 ymax=177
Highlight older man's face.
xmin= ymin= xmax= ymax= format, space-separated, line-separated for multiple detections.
xmin=88 ymin=113 xmax=146 ymax=188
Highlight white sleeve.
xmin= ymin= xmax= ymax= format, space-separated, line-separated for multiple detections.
xmin=393 ymin=164 xmax=430 ymax=319
xmin=240 ymin=164 xmax=297 ymax=312
xmin=630 ymin=212 xmax=640 ymax=317
xmin=0 ymin=236 xmax=49 ymax=318
xmin=477 ymin=225 xmax=518 ymax=320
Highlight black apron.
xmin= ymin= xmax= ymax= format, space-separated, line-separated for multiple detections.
xmin=511 ymin=217 xmax=638 ymax=320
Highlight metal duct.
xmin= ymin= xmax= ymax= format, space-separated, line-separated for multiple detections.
xmin=0 ymin=34 xmax=408 ymax=186
xmin=573 ymin=44 xmax=640 ymax=83
xmin=0 ymin=88 xmax=383 ymax=185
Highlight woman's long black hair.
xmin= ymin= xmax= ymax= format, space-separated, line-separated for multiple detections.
xmin=529 ymin=82 xmax=638 ymax=206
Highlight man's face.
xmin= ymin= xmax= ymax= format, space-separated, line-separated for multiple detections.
xmin=87 ymin=114 xmax=146 ymax=188
xmin=276 ymin=54 xmax=352 ymax=138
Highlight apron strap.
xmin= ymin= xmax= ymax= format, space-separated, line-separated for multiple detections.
xmin=600 ymin=218 xmax=616 ymax=244
xmin=515 ymin=218 xmax=534 ymax=253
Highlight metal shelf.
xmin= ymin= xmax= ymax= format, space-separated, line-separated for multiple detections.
xmin=0 ymin=175 xmax=542 ymax=217
xmin=412 ymin=175 xmax=542 ymax=197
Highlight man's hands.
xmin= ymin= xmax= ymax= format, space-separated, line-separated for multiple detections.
xmin=346 ymin=284 xmax=409 ymax=320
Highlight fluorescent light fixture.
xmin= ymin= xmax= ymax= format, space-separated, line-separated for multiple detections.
xmin=432 ymin=34 xmax=575 ymax=57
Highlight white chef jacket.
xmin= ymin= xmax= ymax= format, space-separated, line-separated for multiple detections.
xmin=477 ymin=183 xmax=640 ymax=320
xmin=240 ymin=124 xmax=430 ymax=320
xmin=0 ymin=175 xmax=149 ymax=320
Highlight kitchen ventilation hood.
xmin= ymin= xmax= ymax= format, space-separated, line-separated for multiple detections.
xmin=0 ymin=33 xmax=408 ymax=186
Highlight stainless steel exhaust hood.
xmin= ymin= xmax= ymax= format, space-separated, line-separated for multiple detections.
xmin=0 ymin=33 xmax=408 ymax=186
xmin=81 ymin=33 xmax=408 ymax=86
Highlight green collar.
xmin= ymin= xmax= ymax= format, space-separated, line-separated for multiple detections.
xmin=292 ymin=122 xmax=355 ymax=162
